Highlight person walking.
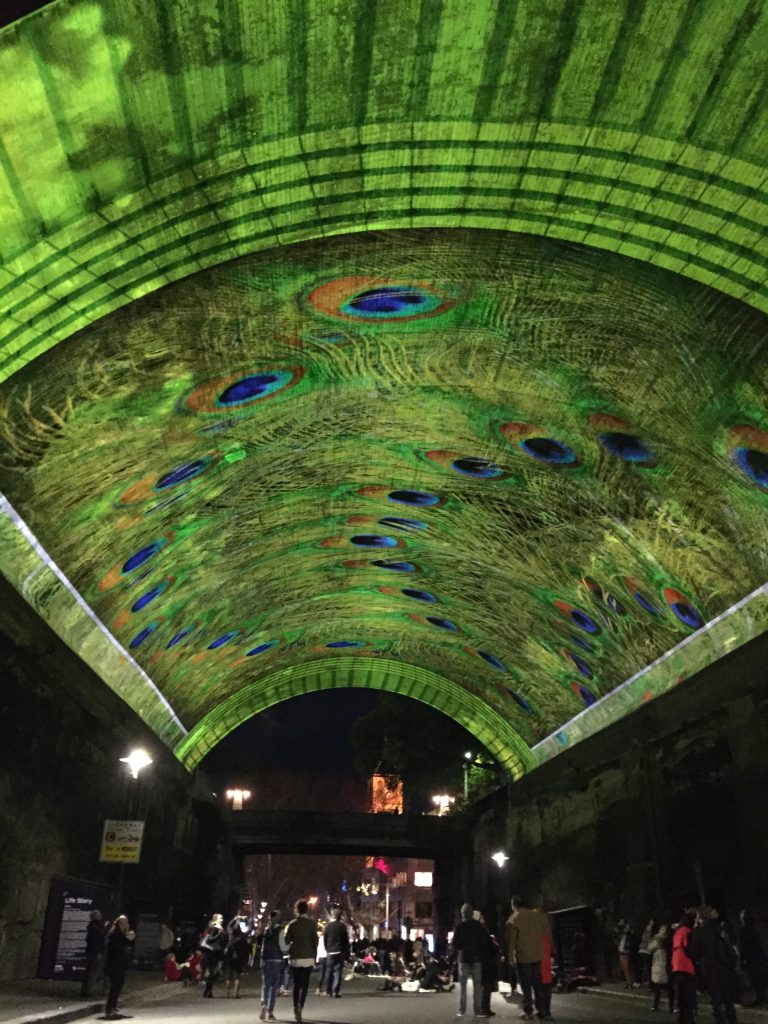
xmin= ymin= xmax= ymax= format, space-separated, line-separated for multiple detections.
xmin=480 ymin=923 xmax=501 ymax=1018
xmin=506 ymin=895 xmax=550 ymax=1021
xmin=224 ymin=921 xmax=249 ymax=999
xmin=739 ymin=910 xmax=767 ymax=1006
xmin=648 ymin=924 xmax=674 ymax=1013
xmin=689 ymin=907 xmax=739 ymax=1024
xmin=81 ymin=909 xmax=106 ymax=998
xmin=639 ymin=919 xmax=656 ymax=987
xmin=283 ymin=899 xmax=318 ymax=1022
xmin=539 ymin=917 xmax=554 ymax=1020
xmin=617 ymin=921 xmax=639 ymax=987
xmin=260 ymin=911 xmax=283 ymax=1021
xmin=672 ymin=911 xmax=697 ymax=1024
xmin=324 ymin=908 xmax=350 ymax=997
xmin=103 ymin=915 xmax=135 ymax=1020
xmin=452 ymin=902 xmax=490 ymax=1018
xmin=200 ymin=913 xmax=227 ymax=998
xmin=315 ymin=923 xmax=327 ymax=995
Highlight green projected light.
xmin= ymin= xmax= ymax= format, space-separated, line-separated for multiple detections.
xmin=0 ymin=0 xmax=767 ymax=382
xmin=1 ymin=228 xmax=767 ymax=772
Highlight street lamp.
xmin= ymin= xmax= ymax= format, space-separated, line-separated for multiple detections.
xmin=463 ymin=751 xmax=473 ymax=800
xmin=432 ymin=794 xmax=455 ymax=815
xmin=491 ymin=851 xmax=509 ymax=868
xmin=226 ymin=788 xmax=251 ymax=811
xmin=119 ymin=748 xmax=152 ymax=780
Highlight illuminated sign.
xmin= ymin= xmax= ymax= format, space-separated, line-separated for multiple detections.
xmin=99 ymin=819 xmax=145 ymax=863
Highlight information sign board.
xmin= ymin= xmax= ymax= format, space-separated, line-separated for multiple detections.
xmin=99 ymin=819 xmax=145 ymax=863
xmin=37 ymin=877 xmax=113 ymax=980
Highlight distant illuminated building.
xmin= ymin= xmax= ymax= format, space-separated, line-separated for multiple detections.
xmin=370 ymin=774 xmax=403 ymax=814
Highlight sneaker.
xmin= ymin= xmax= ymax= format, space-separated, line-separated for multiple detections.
xmin=295 ymin=1008 xmax=302 ymax=1023
xmin=259 ymin=1008 xmax=267 ymax=1021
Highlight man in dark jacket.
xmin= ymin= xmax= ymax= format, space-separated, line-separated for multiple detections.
xmin=284 ymin=900 xmax=318 ymax=1023
xmin=81 ymin=910 xmax=107 ymax=998
xmin=689 ymin=908 xmax=738 ymax=1024
xmin=260 ymin=911 xmax=283 ymax=1021
xmin=324 ymin=908 xmax=350 ymax=997
xmin=452 ymin=902 xmax=490 ymax=1018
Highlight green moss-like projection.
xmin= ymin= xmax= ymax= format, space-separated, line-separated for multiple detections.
xmin=1 ymin=0 xmax=767 ymax=382
xmin=1 ymin=228 xmax=767 ymax=772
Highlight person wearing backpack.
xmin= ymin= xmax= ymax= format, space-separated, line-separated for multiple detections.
xmin=200 ymin=914 xmax=227 ymax=998
xmin=689 ymin=907 xmax=738 ymax=1024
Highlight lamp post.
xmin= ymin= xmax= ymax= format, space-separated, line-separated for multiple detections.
xmin=463 ymin=751 xmax=473 ymax=800
xmin=116 ymin=748 xmax=153 ymax=911
xmin=226 ymin=788 xmax=251 ymax=811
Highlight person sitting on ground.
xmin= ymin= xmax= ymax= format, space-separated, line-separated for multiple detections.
xmin=417 ymin=954 xmax=455 ymax=992
xmin=379 ymin=952 xmax=409 ymax=991
xmin=188 ymin=950 xmax=203 ymax=984
xmin=163 ymin=951 xmax=194 ymax=984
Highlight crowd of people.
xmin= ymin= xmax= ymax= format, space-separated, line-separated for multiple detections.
xmin=611 ymin=907 xmax=767 ymax=1024
xmin=81 ymin=896 xmax=768 ymax=1024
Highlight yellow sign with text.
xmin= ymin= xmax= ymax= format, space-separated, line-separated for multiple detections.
xmin=99 ymin=819 xmax=145 ymax=864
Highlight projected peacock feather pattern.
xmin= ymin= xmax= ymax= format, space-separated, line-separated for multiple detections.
xmin=1 ymin=229 xmax=767 ymax=744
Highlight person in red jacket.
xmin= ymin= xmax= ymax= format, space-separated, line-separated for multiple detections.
xmin=672 ymin=911 xmax=697 ymax=1024
xmin=540 ymin=928 xmax=554 ymax=1019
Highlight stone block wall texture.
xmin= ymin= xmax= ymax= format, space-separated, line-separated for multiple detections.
xmin=469 ymin=631 xmax=768 ymax=940
xmin=0 ymin=577 xmax=229 ymax=980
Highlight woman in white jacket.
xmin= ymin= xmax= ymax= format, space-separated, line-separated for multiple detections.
xmin=648 ymin=925 xmax=674 ymax=1013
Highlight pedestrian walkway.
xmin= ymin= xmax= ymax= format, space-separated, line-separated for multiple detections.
xmin=0 ymin=972 xmax=168 ymax=1024
xmin=4 ymin=972 xmax=768 ymax=1024
xmin=582 ymin=980 xmax=768 ymax=1022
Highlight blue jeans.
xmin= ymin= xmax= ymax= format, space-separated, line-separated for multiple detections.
xmin=458 ymin=960 xmax=483 ymax=1015
xmin=325 ymin=953 xmax=344 ymax=995
xmin=261 ymin=959 xmax=282 ymax=1011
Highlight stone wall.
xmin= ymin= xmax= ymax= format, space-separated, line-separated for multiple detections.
xmin=0 ymin=578 xmax=231 ymax=980
xmin=467 ymin=632 xmax=768 ymax=941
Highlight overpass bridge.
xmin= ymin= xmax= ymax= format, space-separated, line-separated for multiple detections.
xmin=227 ymin=809 xmax=467 ymax=858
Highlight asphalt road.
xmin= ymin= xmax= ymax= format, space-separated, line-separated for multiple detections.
xmin=100 ymin=974 xmax=686 ymax=1024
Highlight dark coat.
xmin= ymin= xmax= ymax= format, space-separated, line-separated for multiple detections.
xmin=324 ymin=920 xmax=350 ymax=957
xmin=453 ymin=918 xmax=490 ymax=965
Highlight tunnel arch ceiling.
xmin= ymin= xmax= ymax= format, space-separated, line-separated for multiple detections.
xmin=2 ymin=227 xmax=768 ymax=779
xmin=0 ymin=0 xmax=767 ymax=777
xmin=0 ymin=0 xmax=768 ymax=383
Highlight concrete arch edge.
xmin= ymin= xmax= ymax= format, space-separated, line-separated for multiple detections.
xmin=173 ymin=655 xmax=535 ymax=780
xmin=3 ymin=123 xmax=767 ymax=383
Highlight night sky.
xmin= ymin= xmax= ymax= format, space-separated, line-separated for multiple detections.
xmin=203 ymin=688 xmax=380 ymax=775
xmin=0 ymin=1 xmax=56 ymax=28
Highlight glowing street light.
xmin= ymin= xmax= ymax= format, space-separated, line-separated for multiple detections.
xmin=432 ymin=794 xmax=455 ymax=815
xmin=491 ymin=851 xmax=509 ymax=868
xmin=226 ymin=788 xmax=251 ymax=811
xmin=307 ymin=896 xmax=318 ymax=907
xmin=119 ymin=748 xmax=153 ymax=779
xmin=463 ymin=751 xmax=474 ymax=800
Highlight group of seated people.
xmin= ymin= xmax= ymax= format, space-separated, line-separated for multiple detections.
xmin=163 ymin=950 xmax=203 ymax=985
xmin=376 ymin=952 xmax=455 ymax=993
